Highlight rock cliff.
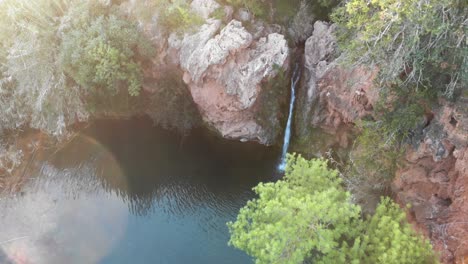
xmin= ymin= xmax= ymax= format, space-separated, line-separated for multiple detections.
xmin=393 ymin=99 xmax=468 ymax=263
xmin=296 ymin=20 xmax=468 ymax=264
xmin=295 ymin=21 xmax=378 ymax=149
xmin=149 ymin=1 xmax=289 ymax=144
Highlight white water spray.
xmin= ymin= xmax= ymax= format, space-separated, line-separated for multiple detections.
xmin=278 ymin=64 xmax=301 ymax=172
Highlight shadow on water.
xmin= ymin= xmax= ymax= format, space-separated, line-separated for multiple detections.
xmin=52 ymin=117 xmax=281 ymax=216
xmin=0 ymin=117 xmax=282 ymax=264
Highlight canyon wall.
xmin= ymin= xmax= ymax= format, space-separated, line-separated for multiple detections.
xmin=297 ymin=21 xmax=468 ymax=263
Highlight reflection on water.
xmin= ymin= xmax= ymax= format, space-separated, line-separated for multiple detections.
xmin=0 ymin=118 xmax=279 ymax=264
xmin=0 ymin=163 xmax=127 ymax=264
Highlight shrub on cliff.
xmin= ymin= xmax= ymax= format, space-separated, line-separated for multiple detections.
xmin=345 ymin=89 xmax=427 ymax=212
xmin=329 ymin=0 xmax=465 ymax=212
xmin=59 ymin=4 xmax=154 ymax=98
xmin=0 ymin=0 xmax=154 ymax=136
xmin=129 ymin=0 xmax=204 ymax=33
xmin=228 ymin=155 xmax=437 ymax=264
xmin=355 ymin=197 xmax=437 ymax=264
xmin=0 ymin=0 xmax=88 ymax=137
xmin=157 ymin=0 xmax=204 ymax=33
xmin=332 ymin=0 xmax=466 ymax=98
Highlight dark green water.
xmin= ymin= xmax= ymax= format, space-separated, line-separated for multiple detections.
xmin=0 ymin=118 xmax=280 ymax=264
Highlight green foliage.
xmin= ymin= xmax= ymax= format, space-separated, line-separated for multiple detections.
xmin=158 ymin=0 xmax=204 ymax=33
xmin=330 ymin=0 xmax=464 ymax=214
xmin=228 ymin=155 xmax=362 ymax=264
xmin=346 ymin=91 xmax=426 ymax=212
xmin=130 ymin=0 xmax=204 ymax=33
xmin=356 ymin=197 xmax=437 ymax=264
xmin=304 ymin=0 xmax=341 ymax=21
xmin=313 ymin=0 xmax=340 ymax=8
xmin=0 ymin=0 xmax=88 ymax=136
xmin=332 ymin=0 xmax=467 ymax=98
xmin=0 ymin=0 xmax=155 ymax=139
xmin=229 ymin=155 xmax=438 ymax=264
xmin=59 ymin=6 xmax=154 ymax=98
xmin=353 ymin=101 xmax=424 ymax=180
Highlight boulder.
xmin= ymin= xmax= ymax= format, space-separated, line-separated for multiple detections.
xmin=170 ymin=20 xmax=289 ymax=144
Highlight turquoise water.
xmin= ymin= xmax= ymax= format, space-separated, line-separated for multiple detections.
xmin=0 ymin=118 xmax=280 ymax=264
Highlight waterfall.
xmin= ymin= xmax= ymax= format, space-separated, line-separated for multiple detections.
xmin=278 ymin=64 xmax=301 ymax=172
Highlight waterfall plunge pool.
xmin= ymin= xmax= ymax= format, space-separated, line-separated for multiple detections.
xmin=0 ymin=117 xmax=282 ymax=264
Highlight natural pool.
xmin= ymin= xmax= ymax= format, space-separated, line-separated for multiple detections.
xmin=0 ymin=118 xmax=281 ymax=264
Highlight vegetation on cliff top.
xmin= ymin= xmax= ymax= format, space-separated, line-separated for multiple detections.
xmin=59 ymin=4 xmax=154 ymax=98
xmin=0 ymin=0 xmax=204 ymax=176
xmin=330 ymin=0 xmax=466 ymax=210
xmin=130 ymin=0 xmax=204 ymax=33
xmin=333 ymin=0 xmax=466 ymax=99
xmin=0 ymin=0 xmax=153 ymax=137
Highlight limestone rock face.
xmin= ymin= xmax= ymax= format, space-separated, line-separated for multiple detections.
xmin=304 ymin=21 xmax=337 ymax=93
xmin=170 ymin=19 xmax=289 ymax=144
xmin=296 ymin=21 xmax=377 ymax=148
xmin=179 ymin=20 xmax=253 ymax=84
xmin=223 ymin=32 xmax=288 ymax=109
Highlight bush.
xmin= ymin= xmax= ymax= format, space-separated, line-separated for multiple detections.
xmin=59 ymin=5 xmax=154 ymax=98
xmin=158 ymin=0 xmax=204 ymax=33
xmin=228 ymin=155 xmax=437 ymax=264
xmin=332 ymin=0 xmax=466 ymax=98
xmin=129 ymin=0 xmax=204 ymax=33
xmin=345 ymin=90 xmax=426 ymax=212
xmin=0 ymin=0 xmax=88 ymax=137
xmin=356 ymin=197 xmax=437 ymax=264
xmin=228 ymin=155 xmax=362 ymax=264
